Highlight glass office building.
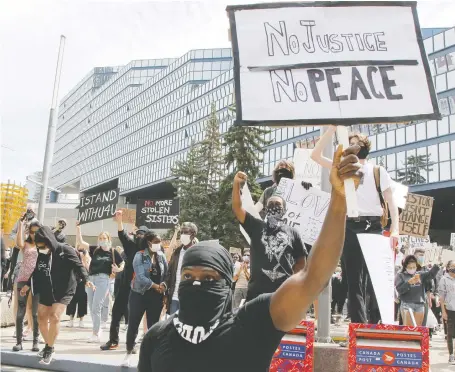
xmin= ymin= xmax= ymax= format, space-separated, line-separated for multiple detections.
xmin=51 ymin=27 xmax=455 ymax=242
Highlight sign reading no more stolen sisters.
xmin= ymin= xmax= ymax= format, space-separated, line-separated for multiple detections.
xmin=227 ymin=1 xmax=440 ymax=126
xmin=136 ymin=199 xmax=180 ymax=230
xmin=78 ymin=188 xmax=119 ymax=225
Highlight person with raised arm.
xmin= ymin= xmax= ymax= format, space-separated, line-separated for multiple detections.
xmin=138 ymin=144 xmax=362 ymax=372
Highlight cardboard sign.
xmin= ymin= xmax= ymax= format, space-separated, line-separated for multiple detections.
xmin=399 ymin=194 xmax=433 ymax=238
xmin=270 ymin=320 xmax=314 ymax=372
xmin=293 ymin=148 xmax=321 ymax=189
xmin=424 ymin=246 xmax=442 ymax=266
xmin=227 ymin=2 xmax=439 ymax=126
xmin=136 ymin=199 xmax=180 ymax=229
xmin=451 ymin=233 xmax=455 ymax=248
xmin=348 ymin=323 xmax=430 ymax=371
xmin=78 ymin=188 xmax=119 ymax=225
xmin=358 ymin=234 xmax=395 ymax=325
xmin=119 ymin=208 xmax=136 ymax=224
xmin=275 ymin=178 xmax=330 ymax=245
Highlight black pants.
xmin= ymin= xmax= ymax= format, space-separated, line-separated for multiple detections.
xmin=109 ymin=282 xmax=131 ymax=344
xmin=66 ymin=281 xmax=87 ymax=318
xmin=126 ymin=289 xmax=163 ymax=352
xmin=431 ymin=298 xmax=442 ymax=324
xmin=447 ymin=310 xmax=455 ymax=354
xmin=331 ymin=298 xmax=344 ymax=314
xmin=16 ymin=283 xmax=39 ymax=344
xmin=341 ymin=220 xmax=382 ymax=324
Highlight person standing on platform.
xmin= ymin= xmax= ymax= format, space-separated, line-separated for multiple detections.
xmin=101 ymin=211 xmax=147 ymax=351
xmin=312 ymin=126 xmax=399 ymax=324
xmin=138 ymin=144 xmax=362 ymax=372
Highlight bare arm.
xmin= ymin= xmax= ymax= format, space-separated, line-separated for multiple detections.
xmin=76 ymin=224 xmax=90 ymax=250
xmin=310 ymin=125 xmax=336 ymax=169
xmin=383 ymin=187 xmax=399 ymax=236
xmin=232 ymin=172 xmax=247 ymax=224
xmin=270 ymin=145 xmax=361 ymax=332
xmin=16 ymin=220 xmax=25 ymax=249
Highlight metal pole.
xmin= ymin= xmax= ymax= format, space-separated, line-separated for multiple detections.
xmin=316 ymin=126 xmax=334 ymax=343
xmin=38 ymin=35 xmax=66 ymax=222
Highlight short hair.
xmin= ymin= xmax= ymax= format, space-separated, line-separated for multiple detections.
xmin=349 ymin=133 xmax=371 ymax=152
xmin=272 ymin=160 xmax=295 ymax=183
xmin=182 ymin=222 xmax=198 ymax=236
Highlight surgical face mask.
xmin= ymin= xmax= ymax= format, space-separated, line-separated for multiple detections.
xmin=406 ymin=268 xmax=416 ymax=275
xmin=275 ymin=168 xmax=293 ymax=185
xmin=357 ymin=146 xmax=369 ymax=160
xmin=180 ymin=234 xmax=192 ymax=246
xmin=98 ymin=240 xmax=111 ymax=250
xmin=416 ymin=256 xmax=425 ymax=266
xmin=150 ymin=243 xmax=161 ymax=253
xmin=243 ymin=255 xmax=250 ymax=263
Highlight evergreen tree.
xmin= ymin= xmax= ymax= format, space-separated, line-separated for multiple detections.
xmin=396 ymin=154 xmax=433 ymax=185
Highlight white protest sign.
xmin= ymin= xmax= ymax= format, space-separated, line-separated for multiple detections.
xmin=240 ymin=184 xmax=262 ymax=244
xmin=391 ymin=181 xmax=408 ymax=210
xmin=451 ymin=233 xmax=455 ymax=248
xmin=275 ymin=178 xmax=330 ymax=245
xmin=293 ymin=148 xmax=321 ymax=189
xmin=409 ymin=236 xmax=431 ymax=250
xmin=424 ymin=246 xmax=443 ymax=266
xmin=227 ymin=2 xmax=439 ymax=126
xmin=358 ymin=234 xmax=395 ymax=325
xmin=442 ymin=249 xmax=455 ymax=265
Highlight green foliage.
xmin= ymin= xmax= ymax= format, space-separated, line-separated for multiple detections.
xmin=396 ymin=154 xmax=433 ymax=185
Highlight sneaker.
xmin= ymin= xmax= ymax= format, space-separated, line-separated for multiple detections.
xmin=100 ymin=341 xmax=119 ymax=351
xmin=39 ymin=347 xmax=54 ymax=365
xmin=32 ymin=342 xmax=40 ymax=352
xmin=78 ymin=320 xmax=85 ymax=328
xmin=37 ymin=346 xmax=50 ymax=358
xmin=449 ymin=355 xmax=455 ymax=364
xmin=121 ymin=353 xmax=133 ymax=367
xmin=87 ymin=334 xmax=100 ymax=343
xmin=12 ymin=344 xmax=23 ymax=352
xmin=66 ymin=319 xmax=74 ymax=328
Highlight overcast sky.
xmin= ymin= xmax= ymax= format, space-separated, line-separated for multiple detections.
xmin=1 ymin=0 xmax=454 ymax=186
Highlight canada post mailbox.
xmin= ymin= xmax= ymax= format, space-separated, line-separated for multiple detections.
xmin=348 ymin=323 xmax=430 ymax=372
xmin=270 ymin=320 xmax=315 ymax=372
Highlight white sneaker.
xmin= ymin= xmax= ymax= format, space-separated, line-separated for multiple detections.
xmin=449 ymin=354 xmax=455 ymax=364
xmin=87 ymin=334 xmax=100 ymax=343
xmin=121 ymin=353 xmax=133 ymax=367
xmin=66 ymin=319 xmax=74 ymax=328
xmin=78 ymin=320 xmax=85 ymax=328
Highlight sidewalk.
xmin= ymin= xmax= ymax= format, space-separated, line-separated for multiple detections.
xmin=1 ymin=315 xmax=138 ymax=372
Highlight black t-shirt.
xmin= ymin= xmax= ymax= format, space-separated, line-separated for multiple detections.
xmin=241 ymin=212 xmax=307 ymax=297
xmin=138 ymin=294 xmax=284 ymax=372
xmin=88 ymin=245 xmax=123 ymax=276
xmin=33 ymin=252 xmax=54 ymax=302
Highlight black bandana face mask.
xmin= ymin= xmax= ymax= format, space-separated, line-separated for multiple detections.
xmin=175 ymin=279 xmax=231 ymax=344
xmin=266 ymin=205 xmax=285 ymax=230
xmin=275 ymin=168 xmax=293 ymax=185
xmin=357 ymin=146 xmax=369 ymax=160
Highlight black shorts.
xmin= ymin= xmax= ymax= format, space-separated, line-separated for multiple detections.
xmin=39 ymin=293 xmax=73 ymax=307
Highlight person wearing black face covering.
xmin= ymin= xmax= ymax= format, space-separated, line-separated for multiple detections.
xmin=101 ymin=210 xmax=148 ymax=351
xmin=236 ymin=184 xmax=308 ymax=301
xmin=311 ymin=126 xmax=400 ymax=325
xmin=138 ymin=144 xmax=363 ymax=372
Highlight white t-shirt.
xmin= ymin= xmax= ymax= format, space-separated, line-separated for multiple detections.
xmin=234 ymin=262 xmax=250 ymax=289
xmin=173 ymin=248 xmax=186 ymax=301
xmin=356 ymin=163 xmax=392 ymax=217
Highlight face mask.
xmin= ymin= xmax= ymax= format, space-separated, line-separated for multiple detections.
xmin=357 ymin=146 xmax=369 ymax=160
xmin=180 ymin=234 xmax=192 ymax=246
xmin=99 ymin=241 xmax=111 ymax=250
xmin=150 ymin=243 xmax=161 ymax=253
xmin=176 ymin=279 xmax=231 ymax=344
xmin=243 ymin=256 xmax=250 ymax=263
xmin=266 ymin=205 xmax=285 ymax=230
xmin=26 ymin=212 xmax=34 ymax=221
xmin=416 ymin=256 xmax=425 ymax=266
xmin=275 ymin=168 xmax=293 ymax=184
xmin=406 ymin=268 xmax=416 ymax=275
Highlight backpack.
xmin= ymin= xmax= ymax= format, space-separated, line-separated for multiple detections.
xmin=373 ymin=166 xmax=389 ymax=228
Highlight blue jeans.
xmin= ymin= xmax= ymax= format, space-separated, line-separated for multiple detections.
xmin=86 ymin=274 xmax=110 ymax=334
xmin=170 ymin=299 xmax=180 ymax=314
xmin=101 ymin=278 xmax=115 ymax=323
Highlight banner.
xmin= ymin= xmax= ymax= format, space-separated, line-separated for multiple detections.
xmin=136 ymin=199 xmax=180 ymax=229
xmin=423 ymin=246 xmax=442 ymax=266
xmin=240 ymin=184 xmax=262 ymax=244
xmin=357 ymin=234 xmax=395 ymax=325
xmin=399 ymin=193 xmax=433 ymax=238
xmin=227 ymin=2 xmax=439 ymax=127
xmin=275 ymin=178 xmax=330 ymax=246
xmin=293 ymin=148 xmax=321 ymax=189
xmin=78 ymin=188 xmax=119 ymax=225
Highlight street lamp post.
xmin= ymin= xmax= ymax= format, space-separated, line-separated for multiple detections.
xmin=37 ymin=35 xmax=66 ymax=222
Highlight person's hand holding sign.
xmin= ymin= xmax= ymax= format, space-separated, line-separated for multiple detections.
xmin=330 ymin=144 xmax=362 ymax=197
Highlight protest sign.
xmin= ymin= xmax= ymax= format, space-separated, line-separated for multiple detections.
xmin=442 ymin=249 xmax=455 ymax=265
xmin=78 ymin=188 xmax=119 ymax=225
xmin=119 ymin=208 xmax=136 ymax=224
xmin=358 ymin=234 xmax=395 ymax=325
xmin=391 ymin=181 xmax=408 ymax=210
xmin=293 ymin=148 xmax=321 ymax=189
xmin=424 ymin=246 xmax=442 ymax=266
xmin=227 ymin=2 xmax=439 ymax=126
xmin=136 ymin=199 xmax=180 ymax=229
xmin=239 ymin=184 xmax=262 ymax=244
xmin=399 ymin=193 xmax=433 ymax=238
xmin=275 ymin=178 xmax=330 ymax=245
xmin=409 ymin=236 xmax=431 ymax=250
xmin=451 ymin=233 xmax=455 ymax=248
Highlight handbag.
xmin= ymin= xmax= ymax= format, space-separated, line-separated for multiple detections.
xmin=373 ymin=166 xmax=389 ymax=228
